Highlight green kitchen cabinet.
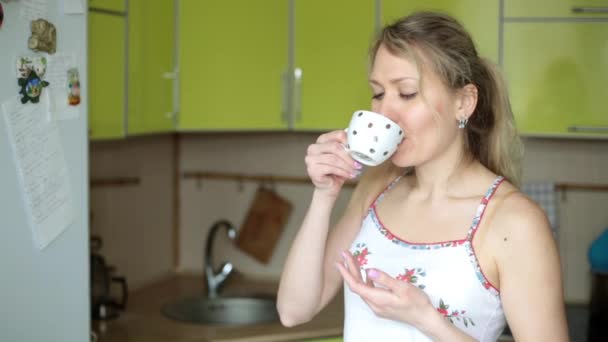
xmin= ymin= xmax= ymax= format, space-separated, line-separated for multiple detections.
xmin=292 ymin=0 xmax=376 ymax=130
xmin=88 ymin=10 xmax=127 ymax=139
xmin=505 ymin=0 xmax=608 ymax=18
xmin=89 ymin=0 xmax=125 ymax=12
xmin=127 ymin=0 xmax=176 ymax=135
xmin=503 ymin=22 xmax=608 ymax=136
xmin=381 ymin=0 xmax=500 ymax=63
xmin=179 ymin=0 xmax=376 ymax=131
xmin=178 ymin=0 xmax=289 ymax=130
xmin=89 ymin=0 xmax=175 ymax=139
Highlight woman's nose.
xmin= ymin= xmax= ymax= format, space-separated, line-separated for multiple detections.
xmin=375 ymin=99 xmax=399 ymax=123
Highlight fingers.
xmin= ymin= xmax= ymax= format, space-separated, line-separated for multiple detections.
xmin=366 ymin=268 xmax=401 ymax=293
xmin=316 ymin=129 xmax=347 ymax=144
xmin=305 ymin=130 xmax=363 ymax=189
xmin=341 ymin=251 xmax=360 ymax=278
xmin=305 ymin=151 xmax=357 ymax=181
xmin=337 ymin=262 xmax=396 ymax=307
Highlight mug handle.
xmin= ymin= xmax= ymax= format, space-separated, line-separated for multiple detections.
xmin=110 ymin=276 xmax=128 ymax=310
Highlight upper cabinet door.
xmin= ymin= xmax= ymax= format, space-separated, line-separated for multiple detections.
xmin=505 ymin=0 xmax=608 ymax=18
xmin=179 ymin=0 xmax=288 ymax=130
xmin=504 ymin=22 xmax=608 ymax=137
xmin=293 ymin=0 xmax=376 ymax=131
xmin=127 ymin=0 xmax=175 ymax=135
xmin=88 ymin=11 xmax=126 ymax=140
xmin=382 ymin=0 xmax=500 ymax=63
xmin=88 ymin=0 xmax=125 ymax=12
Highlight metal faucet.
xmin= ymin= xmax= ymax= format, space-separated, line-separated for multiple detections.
xmin=204 ymin=220 xmax=237 ymax=298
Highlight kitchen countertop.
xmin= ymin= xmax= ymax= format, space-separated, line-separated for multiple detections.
xmin=93 ymin=274 xmax=343 ymax=342
xmin=92 ymin=274 xmax=535 ymax=342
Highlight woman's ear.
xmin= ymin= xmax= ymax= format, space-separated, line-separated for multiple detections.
xmin=455 ymin=84 xmax=478 ymax=121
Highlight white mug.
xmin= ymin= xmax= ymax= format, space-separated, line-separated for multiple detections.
xmin=345 ymin=110 xmax=403 ymax=166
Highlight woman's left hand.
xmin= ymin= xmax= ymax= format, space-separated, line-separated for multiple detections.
xmin=335 ymin=250 xmax=438 ymax=329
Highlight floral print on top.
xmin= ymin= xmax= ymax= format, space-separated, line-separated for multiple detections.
xmin=344 ymin=175 xmax=507 ymax=342
xmin=352 ymin=242 xmax=371 ymax=267
xmin=437 ymin=299 xmax=476 ymax=327
xmin=396 ymin=268 xmax=426 ymax=289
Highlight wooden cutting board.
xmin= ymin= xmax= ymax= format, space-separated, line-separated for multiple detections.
xmin=236 ymin=187 xmax=293 ymax=264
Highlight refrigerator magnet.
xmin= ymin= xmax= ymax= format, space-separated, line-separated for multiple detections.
xmin=28 ymin=19 xmax=57 ymax=54
xmin=18 ymin=70 xmax=49 ymax=104
xmin=16 ymin=56 xmax=50 ymax=104
xmin=16 ymin=56 xmax=47 ymax=78
xmin=67 ymin=68 xmax=80 ymax=105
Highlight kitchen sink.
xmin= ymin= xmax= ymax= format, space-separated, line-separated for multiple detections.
xmin=161 ymin=294 xmax=279 ymax=325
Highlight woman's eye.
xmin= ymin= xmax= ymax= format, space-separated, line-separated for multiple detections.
xmin=400 ymin=92 xmax=418 ymax=100
xmin=371 ymin=93 xmax=384 ymax=100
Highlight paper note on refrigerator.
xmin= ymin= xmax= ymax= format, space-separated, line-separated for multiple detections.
xmin=2 ymin=96 xmax=75 ymax=250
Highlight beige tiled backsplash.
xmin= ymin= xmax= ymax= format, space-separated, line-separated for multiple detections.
xmin=91 ymin=134 xmax=608 ymax=302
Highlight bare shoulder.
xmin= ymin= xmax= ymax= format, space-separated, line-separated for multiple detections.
xmin=490 ymin=184 xmax=554 ymax=247
xmin=486 ymin=181 xmax=561 ymax=285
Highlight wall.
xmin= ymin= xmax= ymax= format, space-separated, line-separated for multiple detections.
xmin=89 ymin=133 xmax=608 ymax=303
xmin=89 ymin=135 xmax=174 ymax=290
xmin=178 ymin=133 xmax=354 ymax=280
xmin=519 ymin=138 xmax=608 ymax=302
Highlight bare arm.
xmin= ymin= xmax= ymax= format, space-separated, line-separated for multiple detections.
xmin=277 ymin=130 xmax=364 ymax=326
xmin=277 ymin=130 xmax=395 ymax=326
xmin=276 ymin=184 xmax=365 ymax=326
xmin=495 ymin=194 xmax=569 ymax=341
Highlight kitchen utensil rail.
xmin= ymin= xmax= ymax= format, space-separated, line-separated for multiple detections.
xmin=183 ymin=172 xmax=608 ymax=192
xmin=182 ymin=171 xmax=357 ymax=187
xmin=556 ymin=182 xmax=608 ymax=192
xmin=555 ymin=182 xmax=608 ymax=201
xmin=90 ymin=177 xmax=140 ymax=188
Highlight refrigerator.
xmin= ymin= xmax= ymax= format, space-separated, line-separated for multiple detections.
xmin=0 ymin=0 xmax=89 ymax=341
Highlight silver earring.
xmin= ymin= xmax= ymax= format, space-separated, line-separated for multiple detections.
xmin=458 ymin=118 xmax=468 ymax=129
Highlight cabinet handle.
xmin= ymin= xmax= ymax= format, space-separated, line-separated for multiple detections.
xmin=567 ymin=126 xmax=608 ymax=133
xmin=571 ymin=7 xmax=608 ymax=13
xmin=162 ymin=71 xmax=178 ymax=79
xmin=294 ymin=67 xmax=303 ymax=122
xmin=281 ymin=71 xmax=288 ymax=122
xmin=163 ymin=68 xmax=179 ymax=127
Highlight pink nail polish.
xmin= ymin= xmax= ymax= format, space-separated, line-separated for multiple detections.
xmin=367 ymin=269 xmax=379 ymax=279
xmin=354 ymin=161 xmax=363 ymax=169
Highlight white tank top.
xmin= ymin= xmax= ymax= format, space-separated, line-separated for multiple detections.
xmin=344 ymin=175 xmax=507 ymax=342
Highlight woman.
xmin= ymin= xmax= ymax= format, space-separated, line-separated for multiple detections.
xmin=277 ymin=11 xmax=568 ymax=342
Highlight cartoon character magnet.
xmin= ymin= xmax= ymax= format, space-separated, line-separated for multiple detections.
xmin=67 ymin=68 xmax=81 ymax=105
xmin=18 ymin=71 xmax=49 ymax=104
xmin=16 ymin=57 xmax=50 ymax=104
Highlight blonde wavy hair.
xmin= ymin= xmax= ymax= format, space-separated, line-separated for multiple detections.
xmin=370 ymin=11 xmax=523 ymax=187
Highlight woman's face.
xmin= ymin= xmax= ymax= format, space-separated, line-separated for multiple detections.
xmin=369 ymin=44 xmax=461 ymax=168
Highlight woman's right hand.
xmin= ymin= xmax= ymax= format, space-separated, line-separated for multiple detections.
xmin=305 ymin=130 xmax=362 ymax=198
